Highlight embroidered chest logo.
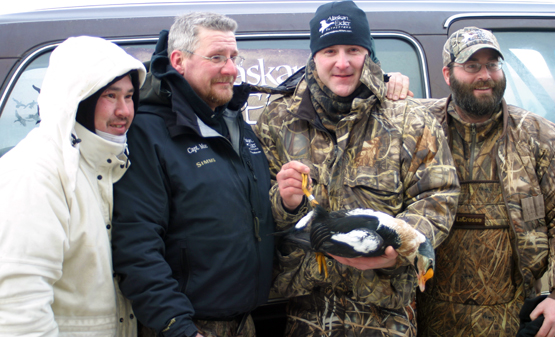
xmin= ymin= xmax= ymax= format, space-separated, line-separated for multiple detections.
xmin=196 ymin=158 xmax=216 ymax=168
xmin=188 ymin=143 xmax=215 ymax=168
xmin=188 ymin=143 xmax=208 ymax=154
xmin=244 ymin=138 xmax=261 ymax=155
xmin=319 ymin=15 xmax=352 ymax=38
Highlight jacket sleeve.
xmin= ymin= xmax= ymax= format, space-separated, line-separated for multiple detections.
xmin=540 ymin=151 xmax=555 ymax=294
xmin=112 ymin=114 xmax=198 ymax=337
xmin=0 ymin=151 xmax=67 ymax=336
xmin=394 ymin=99 xmax=460 ymax=249
xmin=531 ymin=118 xmax=555 ymax=294
xmin=255 ymin=99 xmax=310 ymax=231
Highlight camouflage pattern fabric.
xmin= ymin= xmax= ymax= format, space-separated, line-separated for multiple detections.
xmin=193 ymin=316 xmax=256 ymax=337
xmin=255 ymin=56 xmax=460 ymax=337
xmin=276 ymin=240 xmax=418 ymax=336
xmin=416 ymin=97 xmax=555 ymax=336
xmin=138 ymin=315 xmax=255 ymax=337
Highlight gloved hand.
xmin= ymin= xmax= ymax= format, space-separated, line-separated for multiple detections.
xmin=516 ymin=295 xmax=548 ymax=337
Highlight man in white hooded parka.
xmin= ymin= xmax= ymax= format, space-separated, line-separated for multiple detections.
xmin=0 ymin=36 xmax=146 ymax=336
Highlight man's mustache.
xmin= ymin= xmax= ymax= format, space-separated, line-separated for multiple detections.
xmin=472 ymin=79 xmax=496 ymax=90
xmin=211 ymin=76 xmax=235 ymax=84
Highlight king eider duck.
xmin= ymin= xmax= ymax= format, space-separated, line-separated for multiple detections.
xmin=279 ymin=173 xmax=435 ymax=291
xmin=285 ymin=205 xmax=435 ymax=291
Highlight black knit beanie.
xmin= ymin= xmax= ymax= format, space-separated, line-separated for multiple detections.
xmin=309 ymin=0 xmax=379 ymax=64
xmin=76 ymin=70 xmax=140 ymax=133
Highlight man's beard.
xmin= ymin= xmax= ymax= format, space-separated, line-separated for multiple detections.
xmin=201 ymin=76 xmax=235 ymax=108
xmin=450 ymin=71 xmax=506 ymax=119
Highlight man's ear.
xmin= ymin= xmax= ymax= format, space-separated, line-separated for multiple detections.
xmin=442 ymin=66 xmax=451 ymax=86
xmin=170 ymin=50 xmax=186 ymax=75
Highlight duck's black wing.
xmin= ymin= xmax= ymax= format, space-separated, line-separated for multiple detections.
xmin=318 ymin=226 xmax=385 ymax=258
xmin=310 ymin=207 xmax=386 ymax=258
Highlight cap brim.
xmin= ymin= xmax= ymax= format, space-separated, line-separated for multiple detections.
xmin=454 ymin=44 xmax=505 ymax=64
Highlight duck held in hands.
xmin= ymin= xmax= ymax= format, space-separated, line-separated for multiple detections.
xmin=281 ymin=205 xmax=435 ymax=292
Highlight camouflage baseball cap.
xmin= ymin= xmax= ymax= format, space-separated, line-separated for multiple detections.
xmin=442 ymin=27 xmax=504 ymax=66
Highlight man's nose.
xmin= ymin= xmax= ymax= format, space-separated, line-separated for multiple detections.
xmin=335 ymin=50 xmax=349 ymax=69
xmin=221 ymin=57 xmax=238 ymax=76
xmin=476 ymin=64 xmax=492 ymax=81
xmin=115 ymin=98 xmax=132 ymax=117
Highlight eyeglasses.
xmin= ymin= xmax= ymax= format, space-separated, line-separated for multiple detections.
xmin=183 ymin=50 xmax=245 ymax=67
xmin=453 ymin=60 xmax=504 ymax=74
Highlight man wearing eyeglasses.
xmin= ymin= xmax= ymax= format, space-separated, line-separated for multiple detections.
xmin=110 ymin=12 xmax=274 ymax=337
xmin=417 ymin=26 xmax=555 ymax=337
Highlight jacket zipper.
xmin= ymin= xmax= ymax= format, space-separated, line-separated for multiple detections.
xmin=468 ymin=124 xmax=477 ymax=181
xmin=212 ymin=122 xmax=262 ymax=308
xmin=236 ymin=120 xmax=261 ymax=308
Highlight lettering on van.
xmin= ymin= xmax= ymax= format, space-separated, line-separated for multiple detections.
xmin=196 ymin=158 xmax=216 ymax=168
xmin=233 ymin=49 xmax=310 ymax=124
xmin=236 ymin=59 xmax=302 ymax=87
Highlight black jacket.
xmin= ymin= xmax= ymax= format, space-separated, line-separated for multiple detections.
xmin=112 ymin=30 xmax=274 ymax=337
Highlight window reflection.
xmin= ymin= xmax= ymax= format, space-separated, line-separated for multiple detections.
xmin=495 ymin=31 xmax=555 ymax=122
xmin=0 ymin=54 xmax=48 ymax=154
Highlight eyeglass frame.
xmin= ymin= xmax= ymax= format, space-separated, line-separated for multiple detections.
xmin=182 ymin=50 xmax=245 ymax=67
xmin=452 ymin=59 xmax=504 ymax=74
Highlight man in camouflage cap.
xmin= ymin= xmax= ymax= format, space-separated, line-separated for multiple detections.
xmin=443 ymin=26 xmax=504 ymax=67
xmin=417 ymin=26 xmax=555 ymax=336
xmin=255 ymin=1 xmax=459 ymax=336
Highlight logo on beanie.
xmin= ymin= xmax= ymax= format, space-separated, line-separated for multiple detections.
xmin=319 ymin=15 xmax=352 ymax=37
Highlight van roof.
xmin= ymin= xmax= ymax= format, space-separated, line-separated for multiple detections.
xmin=2 ymin=0 xmax=555 ymax=24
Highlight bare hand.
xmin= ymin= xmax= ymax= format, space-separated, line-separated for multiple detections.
xmin=276 ymin=161 xmax=311 ymax=211
xmin=327 ymin=246 xmax=399 ymax=270
xmin=530 ymin=294 xmax=555 ymax=337
xmin=386 ymin=72 xmax=414 ymax=100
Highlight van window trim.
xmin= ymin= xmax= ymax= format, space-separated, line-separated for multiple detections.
xmin=0 ymin=32 xmax=430 ymax=114
xmin=236 ymin=32 xmax=430 ymax=98
xmin=444 ymin=13 xmax=555 ymax=29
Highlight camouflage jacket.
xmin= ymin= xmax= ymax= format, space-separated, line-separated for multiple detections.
xmin=255 ymin=56 xmax=459 ymax=335
xmin=421 ymin=96 xmax=555 ymax=298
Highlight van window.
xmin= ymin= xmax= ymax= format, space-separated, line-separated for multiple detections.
xmin=494 ymin=31 xmax=555 ymax=123
xmin=375 ymin=36 xmax=426 ymax=99
xmin=0 ymin=35 xmax=426 ymax=154
xmin=0 ymin=53 xmax=49 ymax=155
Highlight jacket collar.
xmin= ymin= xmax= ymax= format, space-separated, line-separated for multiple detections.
xmin=359 ymin=55 xmax=388 ymax=103
xmin=442 ymin=95 xmax=509 ymax=143
xmin=74 ymin=123 xmax=128 ymax=181
xmin=141 ymin=30 xmax=228 ymax=138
